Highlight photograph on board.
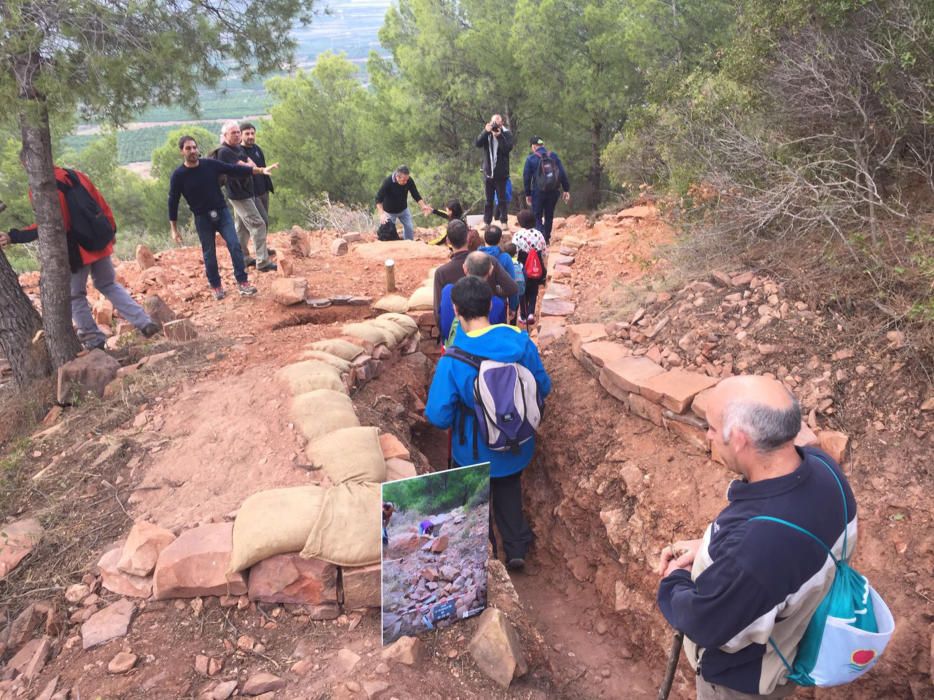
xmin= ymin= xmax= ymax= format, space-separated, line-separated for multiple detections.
xmin=381 ymin=462 xmax=490 ymax=645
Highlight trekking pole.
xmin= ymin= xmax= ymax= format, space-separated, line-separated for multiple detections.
xmin=657 ymin=630 xmax=684 ymax=700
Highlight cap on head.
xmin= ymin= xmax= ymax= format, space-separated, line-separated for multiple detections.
xmin=529 ymin=136 xmax=544 ymax=146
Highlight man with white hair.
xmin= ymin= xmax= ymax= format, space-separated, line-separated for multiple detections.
xmin=216 ymin=120 xmax=276 ymax=272
xmin=657 ymin=375 xmax=858 ymax=699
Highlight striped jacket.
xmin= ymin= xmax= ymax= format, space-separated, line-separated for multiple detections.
xmin=657 ymin=447 xmax=858 ymax=694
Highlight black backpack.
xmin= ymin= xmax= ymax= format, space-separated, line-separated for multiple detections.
xmin=534 ymin=151 xmax=561 ymax=192
xmin=378 ymin=220 xmax=400 ymax=241
xmin=56 ymin=170 xmax=115 ymax=251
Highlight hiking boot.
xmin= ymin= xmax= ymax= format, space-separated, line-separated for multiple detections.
xmin=506 ymin=557 xmax=526 ymax=571
xmin=212 ymin=286 xmax=226 ymax=301
xmin=238 ymin=282 xmax=258 ymax=297
xmin=256 ymin=261 xmax=278 ymax=273
xmin=244 ymin=257 xmax=257 ymax=268
xmin=141 ymin=322 xmax=160 ymax=338
xmin=85 ymin=339 xmax=107 ymax=352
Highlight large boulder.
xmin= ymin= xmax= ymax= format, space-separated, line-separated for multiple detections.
xmin=153 ymin=522 xmax=246 ymax=599
xmin=57 ymin=350 xmax=120 ymax=403
xmin=247 ymin=554 xmax=338 ymax=606
xmin=468 ymin=608 xmax=527 ymax=688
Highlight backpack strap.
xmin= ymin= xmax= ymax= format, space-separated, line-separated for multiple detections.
xmin=813 ymin=455 xmax=849 ymax=559
xmin=445 ymin=346 xmax=486 ymax=369
xmin=445 ymin=346 xmax=487 ymax=461
xmin=749 ymin=516 xmax=838 ymax=564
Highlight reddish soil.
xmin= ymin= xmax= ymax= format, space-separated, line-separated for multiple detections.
xmin=2 ymin=213 xmax=932 ymax=699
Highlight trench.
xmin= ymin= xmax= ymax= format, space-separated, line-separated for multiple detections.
xmin=407 ymin=339 xmax=706 ymax=699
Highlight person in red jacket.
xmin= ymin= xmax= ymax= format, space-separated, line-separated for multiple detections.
xmin=0 ymin=165 xmax=159 ymax=350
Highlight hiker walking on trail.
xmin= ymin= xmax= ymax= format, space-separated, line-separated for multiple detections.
xmin=0 ymin=160 xmax=159 ymax=351
xmin=168 ymin=135 xmax=277 ymax=300
xmin=425 ymin=276 xmax=551 ymax=571
xmin=215 ymin=121 xmax=276 ymax=272
xmin=240 ymin=122 xmax=275 ymax=229
xmin=432 ymin=220 xmax=518 ymax=332
xmin=438 ymin=251 xmax=508 ymax=345
xmin=375 ymin=166 xmax=433 ymax=241
xmin=479 ymin=225 xmax=519 ymax=318
xmin=656 ymin=375 xmax=858 ymax=700
xmin=522 ymin=136 xmax=570 ymax=243
xmin=512 ymin=209 xmax=548 ymax=326
xmin=476 ymin=114 xmax=513 ymax=226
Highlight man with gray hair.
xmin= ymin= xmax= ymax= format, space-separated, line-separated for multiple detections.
xmin=437 ymin=251 xmax=508 ymax=345
xmin=375 ymin=165 xmax=433 ymax=241
xmin=657 ymin=375 xmax=858 ymax=699
xmin=215 ymin=120 xmax=276 ymax=272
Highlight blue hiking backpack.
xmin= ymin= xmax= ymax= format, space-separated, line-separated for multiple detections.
xmin=751 ymin=456 xmax=894 ymax=687
xmin=445 ymin=346 xmax=543 ymax=460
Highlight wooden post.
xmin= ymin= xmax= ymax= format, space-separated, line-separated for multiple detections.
xmin=385 ymin=258 xmax=396 ymax=293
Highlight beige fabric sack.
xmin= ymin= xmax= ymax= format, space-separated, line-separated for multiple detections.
xmin=369 ymin=318 xmax=408 ymax=345
xmin=306 ymin=339 xmax=366 ymax=361
xmin=300 ymin=482 xmax=381 ymax=566
xmin=298 ymin=350 xmax=353 ymax=373
xmin=372 ymin=294 xmax=409 ymax=313
xmin=276 ymin=360 xmax=345 ymax=395
xmin=229 ymin=485 xmax=325 ymax=573
xmin=306 ymin=426 xmax=386 ymax=484
xmin=343 ymin=322 xmax=394 ymax=348
xmin=290 ymin=389 xmax=359 ymax=442
xmin=407 ymin=285 xmax=433 ymax=311
xmin=377 ymin=312 xmax=418 ymax=335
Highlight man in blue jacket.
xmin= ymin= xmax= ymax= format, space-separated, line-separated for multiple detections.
xmin=425 ymin=276 xmax=552 ymax=571
xmin=657 ymin=375 xmax=857 ymax=699
xmin=522 ymin=136 xmax=570 ymax=243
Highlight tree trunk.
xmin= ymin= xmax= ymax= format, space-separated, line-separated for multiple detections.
xmin=0 ymin=248 xmax=50 ymax=387
xmin=18 ymin=101 xmax=82 ymax=368
xmin=587 ymin=121 xmax=604 ymax=209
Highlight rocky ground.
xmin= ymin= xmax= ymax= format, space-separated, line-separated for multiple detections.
xmin=0 ymin=207 xmax=931 ymax=699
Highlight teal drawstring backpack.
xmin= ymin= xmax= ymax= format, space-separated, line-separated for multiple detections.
xmin=750 ymin=456 xmax=895 ymax=687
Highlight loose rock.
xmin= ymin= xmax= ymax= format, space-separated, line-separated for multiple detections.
xmin=468 ymin=608 xmax=528 ymax=688
xmin=81 ymin=599 xmax=135 ymax=649
xmin=107 ymin=651 xmax=138 ymax=674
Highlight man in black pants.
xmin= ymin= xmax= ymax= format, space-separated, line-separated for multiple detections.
xmin=240 ymin=122 xmax=274 ymax=227
xmin=168 ymin=135 xmax=277 ymax=299
xmin=475 ymin=114 xmax=513 ymax=226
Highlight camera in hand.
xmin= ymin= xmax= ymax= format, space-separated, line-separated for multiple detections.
xmin=491 ymin=124 xmax=501 ymax=133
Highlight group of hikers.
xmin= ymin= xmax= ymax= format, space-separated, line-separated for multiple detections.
xmin=2 ymin=113 xmax=891 ymax=700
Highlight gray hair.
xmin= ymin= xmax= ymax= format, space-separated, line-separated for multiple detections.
xmin=721 ymin=395 xmax=801 ymax=452
xmin=220 ymin=120 xmax=241 ymax=141
xmin=465 ymin=251 xmax=493 ymax=278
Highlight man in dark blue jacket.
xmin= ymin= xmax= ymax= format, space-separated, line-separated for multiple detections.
xmin=425 ymin=276 xmax=551 ymax=571
xmin=657 ymin=375 xmax=858 ymax=699
xmin=522 ymin=136 xmax=570 ymax=243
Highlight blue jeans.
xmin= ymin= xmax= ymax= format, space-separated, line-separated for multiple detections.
xmin=193 ymin=208 xmax=247 ymax=287
xmin=386 ymin=208 xmax=415 ymax=240
xmin=531 ymin=190 xmax=560 ymax=243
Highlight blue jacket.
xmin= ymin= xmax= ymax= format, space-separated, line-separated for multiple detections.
xmin=479 ymin=245 xmax=519 ymax=311
xmin=438 ymin=283 xmax=506 ymax=345
xmin=657 ymin=447 xmax=857 ymax=694
xmin=425 ymin=324 xmax=552 ymax=477
xmin=522 ymin=146 xmax=570 ymax=196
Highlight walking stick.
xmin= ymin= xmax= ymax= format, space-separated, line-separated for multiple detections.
xmin=657 ymin=630 xmax=684 ymax=700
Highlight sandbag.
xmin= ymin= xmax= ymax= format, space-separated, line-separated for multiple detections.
xmin=372 ymin=294 xmax=409 ymax=313
xmin=369 ymin=318 xmax=409 ymax=345
xmin=290 ymin=389 xmax=360 ymax=442
xmin=298 ymin=350 xmax=353 ymax=373
xmin=342 ymin=322 xmax=395 ymax=348
xmin=306 ymin=339 xmax=366 ymax=362
xmin=229 ymin=485 xmax=325 ymax=573
xmin=377 ymin=312 xmax=418 ymax=335
xmin=300 ymin=481 xmax=381 ymax=566
xmin=306 ymin=426 xmax=386 ymax=484
xmin=407 ymin=285 xmax=433 ymax=311
xmin=276 ymin=360 xmax=345 ymax=395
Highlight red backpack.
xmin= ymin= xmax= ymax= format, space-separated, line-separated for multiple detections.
xmin=524 ymin=248 xmax=544 ymax=280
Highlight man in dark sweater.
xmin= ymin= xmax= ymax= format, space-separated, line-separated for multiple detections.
xmin=168 ymin=135 xmax=277 ymax=299
xmin=657 ymin=375 xmax=858 ymax=699
xmin=216 ymin=121 xmax=276 ymax=272
xmin=432 ymin=219 xmax=518 ymax=329
xmin=375 ymin=165 xmax=433 ymax=241
xmin=240 ymin=122 xmax=274 ymax=226
xmin=475 ymin=114 xmax=513 ymax=226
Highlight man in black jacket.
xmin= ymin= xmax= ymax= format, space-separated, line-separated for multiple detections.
xmin=475 ymin=114 xmax=513 ymax=226
xmin=240 ymin=122 xmax=274 ymax=227
xmin=216 ymin=121 xmax=276 ymax=272
xmin=375 ymin=166 xmax=433 ymax=241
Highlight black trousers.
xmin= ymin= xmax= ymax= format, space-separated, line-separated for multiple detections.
xmin=490 ymin=471 xmax=534 ymax=561
xmin=521 ymin=278 xmax=543 ymax=318
xmin=483 ymin=177 xmax=509 ymax=225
